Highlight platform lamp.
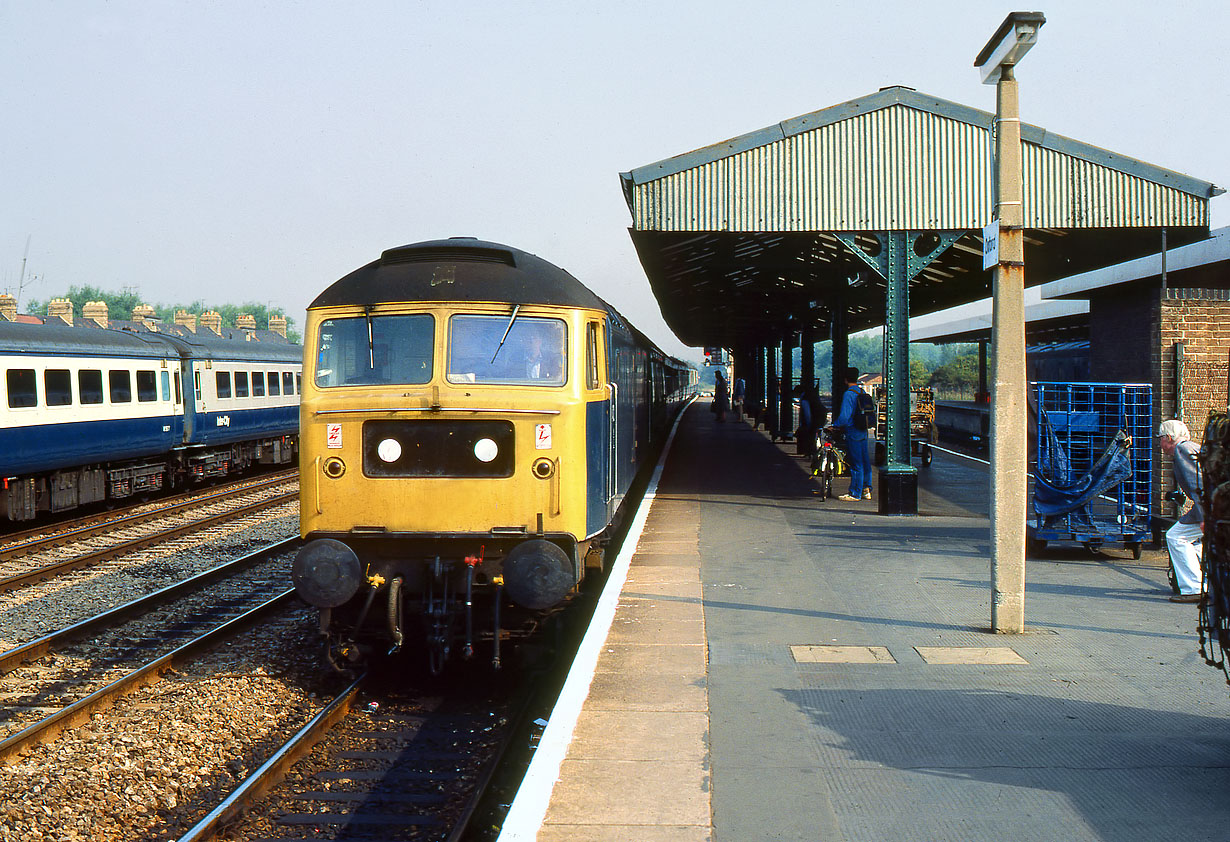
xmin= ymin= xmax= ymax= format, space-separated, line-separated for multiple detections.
xmin=975 ymin=11 xmax=1045 ymax=634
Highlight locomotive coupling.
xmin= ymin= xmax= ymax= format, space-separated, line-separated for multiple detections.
xmin=292 ymin=539 xmax=364 ymax=608
xmin=501 ymin=539 xmax=575 ymax=610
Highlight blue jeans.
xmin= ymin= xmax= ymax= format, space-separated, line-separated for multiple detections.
xmin=845 ymin=430 xmax=871 ymax=496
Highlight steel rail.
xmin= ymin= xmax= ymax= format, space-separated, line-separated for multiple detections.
xmin=172 ymin=676 xmax=367 ymax=842
xmin=0 ymin=491 xmax=298 ymax=595
xmin=0 ymin=537 xmax=301 ymax=675
xmin=0 ymin=590 xmax=297 ymax=763
xmin=0 ymin=470 xmax=297 ymax=561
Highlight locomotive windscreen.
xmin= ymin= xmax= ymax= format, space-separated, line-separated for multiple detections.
xmin=315 ymin=314 xmax=434 ymax=387
xmin=447 ymin=315 xmax=566 ymax=386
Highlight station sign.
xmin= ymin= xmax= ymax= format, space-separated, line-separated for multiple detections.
xmin=982 ymin=219 xmax=999 ymax=270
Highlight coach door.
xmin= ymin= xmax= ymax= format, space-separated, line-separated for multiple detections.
xmin=179 ymin=360 xmax=195 ymax=442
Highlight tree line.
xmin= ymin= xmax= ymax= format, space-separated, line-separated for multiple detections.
xmin=698 ymin=332 xmax=982 ymax=399
xmin=26 ymin=285 xmax=301 ymax=343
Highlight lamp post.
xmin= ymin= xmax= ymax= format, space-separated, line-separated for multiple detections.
xmin=975 ymin=11 xmax=1045 ymax=634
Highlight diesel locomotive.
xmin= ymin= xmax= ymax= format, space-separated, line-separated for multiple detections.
xmin=291 ymin=238 xmax=695 ymax=671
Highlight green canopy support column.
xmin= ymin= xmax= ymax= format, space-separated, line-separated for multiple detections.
xmin=830 ymin=293 xmax=848 ymax=413
xmin=837 ymin=230 xmax=965 ymax=514
xmin=778 ymin=328 xmax=795 ymax=440
xmin=801 ymin=324 xmax=817 ymax=393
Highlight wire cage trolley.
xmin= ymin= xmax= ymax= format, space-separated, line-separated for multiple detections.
xmin=1029 ymin=382 xmax=1152 ymax=557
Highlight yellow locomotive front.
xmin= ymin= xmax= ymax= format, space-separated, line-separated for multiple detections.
xmin=292 ymin=239 xmax=616 ymax=671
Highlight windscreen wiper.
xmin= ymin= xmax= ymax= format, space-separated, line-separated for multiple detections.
xmin=365 ymin=308 xmax=375 ymax=369
xmin=490 ymin=304 xmax=520 ymax=364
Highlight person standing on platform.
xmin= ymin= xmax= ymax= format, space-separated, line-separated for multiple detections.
xmin=1158 ymin=419 xmax=1204 ymax=603
xmin=794 ymin=385 xmax=827 ymax=457
xmin=829 ymin=367 xmax=872 ymax=502
xmin=713 ymin=370 xmax=730 ymax=423
xmin=732 ymin=375 xmax=746 ymax=420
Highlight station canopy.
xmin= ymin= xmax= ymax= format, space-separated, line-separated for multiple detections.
xmin=620 ymin=86 xmax=1222 ymax=348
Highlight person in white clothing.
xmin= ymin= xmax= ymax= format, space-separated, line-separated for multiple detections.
xmin=1158 ymin=419 xmax=1204 ymax=603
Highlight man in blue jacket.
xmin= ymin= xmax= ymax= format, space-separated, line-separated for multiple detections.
xmin=1158 ymin=419 xmax=1204 ymax=602
xmin=830 ymin=367 xmax=872 ymax=502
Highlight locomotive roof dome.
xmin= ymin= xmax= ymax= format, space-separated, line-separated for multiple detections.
xmin=309 ymin=238 xmax=613 ymax=312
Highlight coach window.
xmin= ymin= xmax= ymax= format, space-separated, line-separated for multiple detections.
xmin=216 ymin=371 xmax=232 ymax=399
xmin=160 ymin=371 xmax=171 ymax=402
xmin=109 ymin=370 xmax=132 ymax=403
xmin=79 ymin=370 xmax=104 ymax=404
xmin=296 ymin=373 xmax=301 ymax=393
xmin=235 ymin=371 xmax=249 ymax=398
xmin=267 ymin=372 xmax=280 ymax=396
xmin=6 ymin=369 xmax=37 ymax=408
xmin=447 ymin=315 xmax=566 ymax=386
xmin=282 ymin=372 xmax=293 ymax=395
xmin=194 ymin=371 xmax=202 ymax=402
xmin=174 ymin=371 xmax=181 ymax=404
xmin=586 ymin=322 xmax=600 ymax=389
xmin=251 ymin=371 xmax=265 ymax=397
xmin=45 ymin=369 xmax=73 ymax=406
xmin=136 ymin=371 xmax=157 ymax=402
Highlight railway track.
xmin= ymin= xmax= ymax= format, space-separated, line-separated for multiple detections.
xmin=0 ymin=539 xmax=301 ymax=762
xmin=177 ymin=672 xmax=527 ymax=842
xmin=0 ymin=476 xmax=298 ymax=594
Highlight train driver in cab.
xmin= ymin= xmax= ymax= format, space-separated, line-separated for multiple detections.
xmin=522 ymin=327 xmax=563 ymax=383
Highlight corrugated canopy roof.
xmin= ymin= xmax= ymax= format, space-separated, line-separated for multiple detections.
xmin=621 ymin=86 xmax=1221 ymax=347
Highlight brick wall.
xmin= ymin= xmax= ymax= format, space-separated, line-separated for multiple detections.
xmin=1154 ymin=291 xmax=1230 ymax=514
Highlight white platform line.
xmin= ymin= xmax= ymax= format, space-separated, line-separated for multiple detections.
xmin=496 ymin=400 xmax=692 ymax=842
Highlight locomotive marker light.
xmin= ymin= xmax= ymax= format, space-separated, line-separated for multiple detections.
xmin=975 ymin=11 xmax=1045 ymax=634
xmin=377 ymin=438 xmax=402 ymax=462
xmin=474 ymin=437 xmax=499 ymax=462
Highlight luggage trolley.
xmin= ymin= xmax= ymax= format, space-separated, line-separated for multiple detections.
xmin=873 ymin=386 xmax=938 ymax=467
xmin=1029 ymin=382 xmax=1152 ymax=557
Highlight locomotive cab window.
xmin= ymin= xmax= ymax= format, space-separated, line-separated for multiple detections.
xmin=586 ymin=321 xmax=600 ymax=389
xmin=6 ymin=369 xmax=37 ymax=408
xmin=447 ymin=315 xmax=566 ymax=386
xmin=315 ymin=314 xmax=433 ymax=387
xmin=45 ymin=369 xmax=72 ymax=406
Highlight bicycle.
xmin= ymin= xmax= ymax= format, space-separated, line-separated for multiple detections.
xmin=811 ymin=427 xmax=847 ymax=501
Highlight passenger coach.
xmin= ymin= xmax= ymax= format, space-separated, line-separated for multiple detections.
xmin=292 ymin=237 xmax=694 ymax=671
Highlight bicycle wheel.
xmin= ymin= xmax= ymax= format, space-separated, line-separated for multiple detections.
xmin=820 ymin=455 xmax=834 ymax=501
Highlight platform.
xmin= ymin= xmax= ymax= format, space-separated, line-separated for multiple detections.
xmin=501 ymin=404 xmax=1230 ymax=841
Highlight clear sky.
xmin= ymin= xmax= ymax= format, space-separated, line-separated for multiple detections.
xmin=2 ymin=2 xmax=1227 ymax=359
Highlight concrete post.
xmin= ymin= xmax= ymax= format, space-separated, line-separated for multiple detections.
xmin=990 ymin=65 xmax=1027 ymax=633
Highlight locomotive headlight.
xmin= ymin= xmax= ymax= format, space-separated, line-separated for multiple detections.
xmin=377 ymin=438 xmax=402 ymax=463
xmin=474 ymin=437 xmax=499 ymax=463
xmin=323 ymin=457 xmax=346 ymax=479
